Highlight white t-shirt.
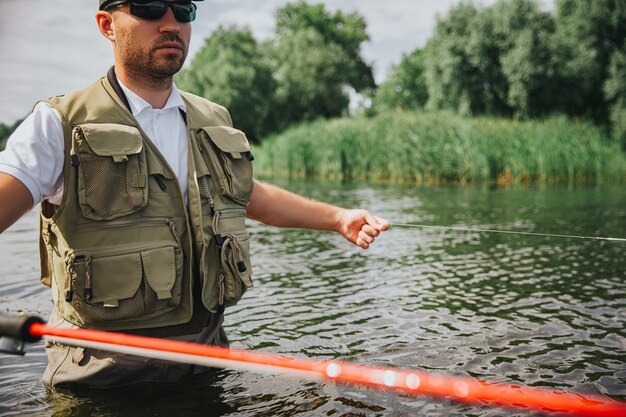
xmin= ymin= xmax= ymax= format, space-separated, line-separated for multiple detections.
xmin=0 ymin=79 xmax=189 ymax=205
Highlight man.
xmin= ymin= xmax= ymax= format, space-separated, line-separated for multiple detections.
xmin=0 ymin=0 xmax=388 ymax=387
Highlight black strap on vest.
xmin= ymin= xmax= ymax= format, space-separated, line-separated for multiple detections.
xmin=106 ymin=66 xmax=188 ymax=124
xmin=107 ymin=66 xmax=132 ymax=112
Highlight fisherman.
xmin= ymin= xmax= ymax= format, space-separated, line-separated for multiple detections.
xmin=0 ymin=0 xmax=388 ymax=387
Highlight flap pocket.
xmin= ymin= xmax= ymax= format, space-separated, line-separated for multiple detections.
xmin=80 ymin=123 xmax=143 ymax=161
xmin=74 ymin=123 xmax=148 ymax=220
xmin=201 ymin=126 xmax=250 ymax=158
xmin=91 ymin=253 xmax=142 ymax=305
xmin=196 ymin=126 xmax=254 ymax=205
xmin=141 ymin=246 xmax=176 ymax=300
xmin=66 ymin=241 xmax=184 ymax=326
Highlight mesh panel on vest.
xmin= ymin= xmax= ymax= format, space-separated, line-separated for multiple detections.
xmin=70 ymin=272 xmax=183 ymax=324
xmin=81 ymin=154 xmax=144 ymax=217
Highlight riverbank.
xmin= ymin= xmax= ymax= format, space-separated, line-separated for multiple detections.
xmin=253 ymin=111 xmax=626 ymax=185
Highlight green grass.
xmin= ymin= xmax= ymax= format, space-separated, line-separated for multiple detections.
xmin=254 ymin=111 xmax=626 ymax=184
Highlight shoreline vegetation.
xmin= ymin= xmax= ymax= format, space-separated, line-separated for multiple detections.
xmin=254 ymin=111 xmax=626 ymax=185
xmin=2 ymin=1 xmax=625 ymax=187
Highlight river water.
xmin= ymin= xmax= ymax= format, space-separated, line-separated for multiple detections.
xmin=0 ymin=181 xmax=624 ymax=416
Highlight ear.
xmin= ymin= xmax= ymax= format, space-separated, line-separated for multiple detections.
xmin=96 ymin=11 xmax=116 ymax=42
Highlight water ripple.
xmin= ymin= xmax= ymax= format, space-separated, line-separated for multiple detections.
xmin=1 ymin=184 xmax=625 ymax=416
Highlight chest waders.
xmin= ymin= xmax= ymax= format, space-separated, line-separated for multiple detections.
xmin=38 ymin=71 xmax=254 ymax=331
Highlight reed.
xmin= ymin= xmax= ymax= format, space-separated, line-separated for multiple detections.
xmin=253 ymin=112 xmax=626 ymax=184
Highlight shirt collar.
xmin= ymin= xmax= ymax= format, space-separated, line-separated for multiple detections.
xmin=116 ymin=77 xmax=186 ymax=117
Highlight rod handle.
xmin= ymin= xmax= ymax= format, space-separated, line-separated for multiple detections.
xmin=0 ymin=314 xmax=45 ymax=343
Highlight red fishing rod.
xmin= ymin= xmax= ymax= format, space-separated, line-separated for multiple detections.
xmin=1 ymin=313 xmax=625 ymax=417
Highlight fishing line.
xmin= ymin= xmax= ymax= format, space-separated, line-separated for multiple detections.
xmin=392 ymin=223 xmax=626 ymax=242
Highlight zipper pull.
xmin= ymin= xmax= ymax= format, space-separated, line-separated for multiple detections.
xmin=155 ymin=175 xmax=167 ymax=191
xmin=84 ymin=256 xmax=93 ymax=302
xmin=212 ymin=211 xmax=224 ymax=246
xmin=168 ymin=219 xmax=183 ymax=247
xmin=70 ymin=129 xmax=81 ymax=168
xmin=65 ymin=256 xmax=76 ymax=302
xmin=231 ymin=236 xmax=247 ymax=273
xmin=218 ymin=272 xmax=225 ymax=314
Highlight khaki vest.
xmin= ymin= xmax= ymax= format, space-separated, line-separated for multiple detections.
xmin=39 ymin=75 xmax=254 ymax=331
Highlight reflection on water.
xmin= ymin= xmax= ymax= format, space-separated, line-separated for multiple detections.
xmin=0 ymin=182 xmax=625 ymax=416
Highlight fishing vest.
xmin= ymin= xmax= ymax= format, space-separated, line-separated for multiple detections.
xmin=38 ymin=74 xmax=254 ymax=331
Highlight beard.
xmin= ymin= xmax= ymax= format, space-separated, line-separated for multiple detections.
xmin=117 ymin=31 xmax=189 ymax=90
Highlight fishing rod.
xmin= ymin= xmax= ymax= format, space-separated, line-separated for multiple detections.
xmin=1 ymin=314 xmax=625 ymax=417
xmin=393 ymin=223 xmax=626 ymax=242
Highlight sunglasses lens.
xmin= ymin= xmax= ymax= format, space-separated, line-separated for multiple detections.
xmin=172 ymin=3 xmax=196 ymax=23
xmin=129 ymin=1 xmax=196 ymax=22
xmin=130 ymin=2 xmax=166 ymax=19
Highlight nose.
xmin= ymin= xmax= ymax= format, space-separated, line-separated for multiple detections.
xmin=159 ymin=6 xmax=181 ymax=33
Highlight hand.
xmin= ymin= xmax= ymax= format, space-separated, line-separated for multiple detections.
xmin=335 ymin=209 xmax=390 ymax=249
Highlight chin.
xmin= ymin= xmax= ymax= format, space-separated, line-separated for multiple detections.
xmin=151 ymin=61 xmax=185 ymax=78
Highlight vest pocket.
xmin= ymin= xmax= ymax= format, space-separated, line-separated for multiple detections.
xmin=65 ymin=241 xmax=182 ymax=326
xmin=195 ymin=126 xmax=254 ymax=205
xmin=218 ymin=231 xmax=253 ymax=307
xmin=72 ymin=124 xmax=148 ymax=221
xmin=201 ymin=208 xmax=253 ymax=311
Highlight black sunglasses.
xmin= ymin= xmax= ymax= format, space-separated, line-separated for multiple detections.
xmin=103 ymin=1 xmax=197 ymax=23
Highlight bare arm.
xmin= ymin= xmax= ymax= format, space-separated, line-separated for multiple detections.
xmin=0 ymin=173 xmax=34 ymax=233
xmin=246 ymin=180 xmax=389 ymax=249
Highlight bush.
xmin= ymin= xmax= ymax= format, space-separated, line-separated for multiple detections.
xmin=254 ymin=111 xmax=626 ymax=185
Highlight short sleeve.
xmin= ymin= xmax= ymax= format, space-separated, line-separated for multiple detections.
xmin=0 ymin=102 xmax=65 ymax=206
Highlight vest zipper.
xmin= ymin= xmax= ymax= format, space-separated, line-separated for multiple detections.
xmin=199 ymin=176 xmax=215 ymax=216
xmin=70 ymin=241 xmax=180 ymax=260
xmin=77 ymin=217 xmax=182 ymax=247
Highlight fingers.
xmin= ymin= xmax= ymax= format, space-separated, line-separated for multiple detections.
xmin=361 ymin=223 xmax=379 ymax=237
xmin=365 ymin=213 xmax=390 ymax=232
xmin=342 ymin=209 xmax=390 ymax=249
xmin=356 ymin=234 xmax=370 ymax=249
xmin=356 ymin=226 xmax=384 ymax=249
xmin=374 ymin=215 xmax=391 ymax=231
xmin=355 ymin=237 xmax=370 ymax=249
xmin=359 ymin=229 xmax=375 ymax=244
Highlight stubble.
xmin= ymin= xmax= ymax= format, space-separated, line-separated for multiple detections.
xmin=116 ymin=27 xmax=189 ymax=91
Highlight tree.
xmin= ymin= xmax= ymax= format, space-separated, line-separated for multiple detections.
xmin=604 ymin=42 xmax=626 ymax=149
xmin=424 ymin=0 xmax=556 ymax=118
xmin=371 ymin=48 xmax=428 ymax=113
xmin=267 ymin=1 xmax=375 ymax=131
xmin=275 ymin=1 xmax=375 ymax=92
xmin=552 ymin=0 xmax=626 ymax=122
xmin=176 ymin=26 xmax=275 ymax=142
xmin=494 ymin=0 xmax=556 ymax=118
xmin=424 ymin=2 xmax=483 ymax=116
